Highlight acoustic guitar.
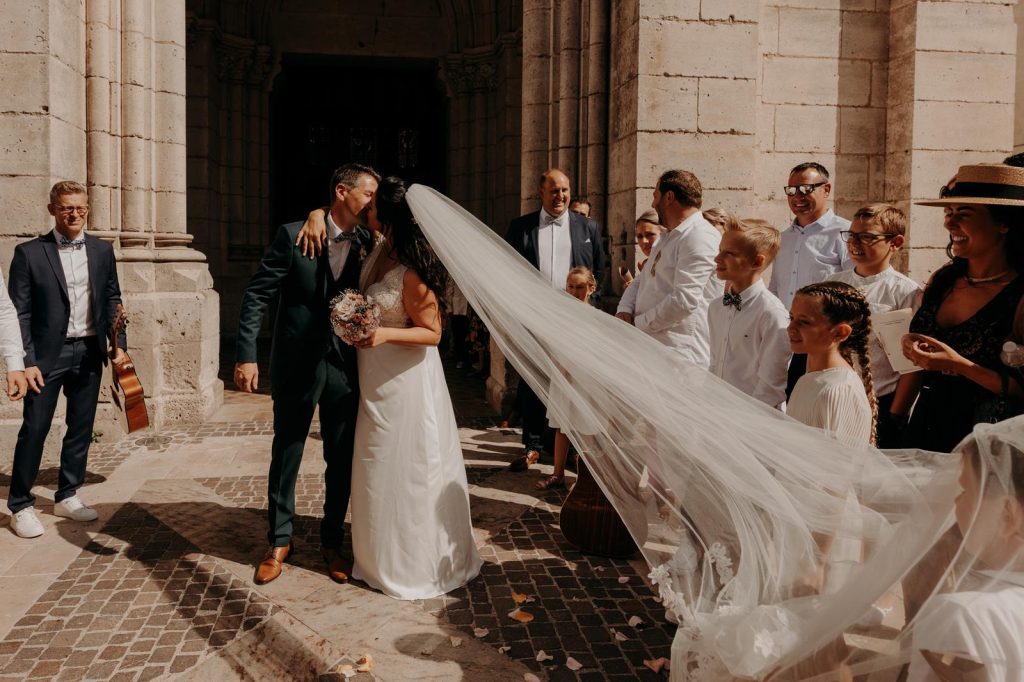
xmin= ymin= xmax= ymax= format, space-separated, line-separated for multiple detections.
xmin=108 ymin=305 xmax=149 ymax=433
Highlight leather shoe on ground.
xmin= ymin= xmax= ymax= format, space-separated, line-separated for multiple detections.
xmin=254 ymin=543 xmax=293 ymax=585
xmin=508 ymin=449 xmax=540 ymax=472
xmin=321 ymin=546 xmax=352 ymax=583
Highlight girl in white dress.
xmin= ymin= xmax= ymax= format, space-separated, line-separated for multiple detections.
xmin=535 ymin=266 xmax=599 ymax=491
xmin=346 ymin=177 xmax=482 ymax=600
xmin=908 ymin=419 xmax=1024 ymax=681
xmin=786 ymin=281 xmax=876 ymax=447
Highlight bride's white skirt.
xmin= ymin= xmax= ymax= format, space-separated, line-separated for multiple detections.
xmin=351 ymin=344 xmax=483 ymax=600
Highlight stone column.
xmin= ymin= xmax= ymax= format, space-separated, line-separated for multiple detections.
xmin=885 ymin=0 xmax=1017 ymax=282
xmin=92 ymin=0 xmax=221 ymax=427
xmin=608 ymin=0 xmax=759 ymax=292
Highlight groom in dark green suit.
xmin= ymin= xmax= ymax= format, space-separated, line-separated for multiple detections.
xmin=234 ymin=163 xmax=379 ymax=585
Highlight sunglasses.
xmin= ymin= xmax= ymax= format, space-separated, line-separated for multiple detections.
xmin=840 ymin=231 xmax=896 ymax=246
xmin=783 ymin=182 xmax=827 ymax=196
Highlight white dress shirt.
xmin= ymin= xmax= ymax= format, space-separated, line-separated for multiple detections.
xmin=0 ymin=272 xmax=25 ymax=371
xmin=768 ymin=210 xmax=852 ymax=309
xmin=631 ymin=212 xmax=723 ymax=366
xmin=787 ymin=367 xmax=873 ymax=448
xmin=537 ymin=208 xmax=572 ymax=289
xmin=55 ymin=229 xmax=95 ymax=338
xmin=707 ymin=280 xmax=791 ymax=408
xmin=326 ymin=212 xmax=355 ymax=280
xmin=829 ymin=267 xmax=922 ymax=397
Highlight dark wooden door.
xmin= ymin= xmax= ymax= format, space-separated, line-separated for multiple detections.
xmin=270 ymin=56 xmax=447 ymax=229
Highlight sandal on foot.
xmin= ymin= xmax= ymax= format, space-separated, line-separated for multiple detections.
xmin=535 ymin=474 xmax=566 ymax=491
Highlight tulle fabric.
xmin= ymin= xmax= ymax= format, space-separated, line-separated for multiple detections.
xmin=406 ymin=184 xmax=1024 ymax=680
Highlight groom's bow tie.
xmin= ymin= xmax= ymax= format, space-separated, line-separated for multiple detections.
xmin=334 ymin=231 xmax=359 ymax=244
xmin=59 ymin=236 xmax=86 ymax=250
xmin=723 ymin=291 xmax=742 ymax=310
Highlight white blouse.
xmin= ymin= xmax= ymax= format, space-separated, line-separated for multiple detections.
xmin=786 ymin=367 xmax=872 ymax=447
xmin=908 ymin=573 xmax=1024 ymax=681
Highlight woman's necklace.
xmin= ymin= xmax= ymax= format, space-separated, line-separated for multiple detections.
xmin=965 ymin=270 xmax=1009 ymax=285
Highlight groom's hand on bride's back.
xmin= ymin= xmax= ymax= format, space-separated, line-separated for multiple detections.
xmin=234 ymin=362 xmax=259 ymax=393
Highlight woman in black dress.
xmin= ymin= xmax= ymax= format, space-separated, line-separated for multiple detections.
xmin=901 ymin=163 xmax=1024 ymax=452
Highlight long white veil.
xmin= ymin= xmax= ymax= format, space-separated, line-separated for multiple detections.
xmin=406 ymin=184 xmax=1024 ymax=680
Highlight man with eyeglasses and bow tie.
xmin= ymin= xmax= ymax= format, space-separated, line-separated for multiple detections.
xmin=6 ymin=181 xmax=126 ymax=539
xmin=235 ymin=163 xmax=379 ymax=585
xmin=504 ymin=168 xmax=604 ymax=473
xmin=768 ymin=162 xmax=852 ymax=398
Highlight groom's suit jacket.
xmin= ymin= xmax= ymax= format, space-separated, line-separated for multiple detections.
xmin=236 ymin=222 xmax=372 ymax=394
xmin=8 ymin=231 xmax=125 ymax=375
xmin=504 ymin=210 xmax=604 ymax=305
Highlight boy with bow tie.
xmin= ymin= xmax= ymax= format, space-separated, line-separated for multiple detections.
xmin=707 ymin=216 xmax=791 ymax=409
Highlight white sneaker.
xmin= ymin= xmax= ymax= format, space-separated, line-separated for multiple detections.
xmin=54 ymin=496 xmax=98 ymax=522
xmin=11 ymin=508 xmax=44 ymax=538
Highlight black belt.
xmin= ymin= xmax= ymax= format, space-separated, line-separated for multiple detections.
xmin=65 ymin=335 xmax=97 ymax=344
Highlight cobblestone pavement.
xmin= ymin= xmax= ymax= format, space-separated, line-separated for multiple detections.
xmin=0 ymin=363 xmax=672 ymax=681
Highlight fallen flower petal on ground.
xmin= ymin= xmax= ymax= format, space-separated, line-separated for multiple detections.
xmin=644 ymin=657 xmax=672 ymax=673
xmin=473 ymin=627 xmax=489 ymax=638
xmin=566 ymin=656 xmax=583 ymax=671
xmin=355 ymin=655 xmax=373 ymax=673
xmin=628 ymin=615 xmax=644 ymax=628
xmin=508 ymin=608 xmax=534 ymax=623
xmin=450 ymin=636 xmax=463 ymax=647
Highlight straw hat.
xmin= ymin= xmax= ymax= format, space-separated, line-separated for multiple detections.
xmin=917 ymin=163 xmax=1024 ymax=207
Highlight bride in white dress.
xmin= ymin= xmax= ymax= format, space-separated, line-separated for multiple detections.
xmin=344 ymin=177 xmax=482 ymax=600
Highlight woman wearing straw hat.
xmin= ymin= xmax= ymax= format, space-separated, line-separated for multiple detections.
xmin=900 ymin=162 xmax=1024 ymax=452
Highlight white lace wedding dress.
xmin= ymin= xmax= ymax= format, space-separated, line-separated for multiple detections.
xmin=349 ymin=262 xmax=483 ymax=600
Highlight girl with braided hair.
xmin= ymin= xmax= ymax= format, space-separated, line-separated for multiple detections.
xmin=785 ymin=280 xmax=877 ymax=446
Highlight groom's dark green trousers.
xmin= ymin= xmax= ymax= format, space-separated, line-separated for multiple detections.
xmin=236 ymin=221 xmax=370 ymax=549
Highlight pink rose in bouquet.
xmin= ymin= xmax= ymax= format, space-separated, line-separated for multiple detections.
xmin=329 ymin=289 xmax=381 ymax=345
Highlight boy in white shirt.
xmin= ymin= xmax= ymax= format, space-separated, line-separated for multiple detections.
xmin=0 ymin=271 xmax=27 ymax=400
xmin=830 ymin=203 xmax=921 ymax=447
xmin=708 ymin=216 xmax=791 ymax=409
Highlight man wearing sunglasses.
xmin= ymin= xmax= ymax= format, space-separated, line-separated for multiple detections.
xmin=768 ymin=162 xmax=851 ymax=397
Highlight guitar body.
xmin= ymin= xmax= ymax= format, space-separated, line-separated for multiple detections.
xmin=110 ymin=352 xmax=149 ymax=433
xmin=108 ymin=305 xmax=150 ymax=433
xmin=559 ymin=454 xmax=639 ymax=558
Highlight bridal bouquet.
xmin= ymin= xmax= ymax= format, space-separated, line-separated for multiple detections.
xmin=329 ymin=289 xmax=381 ymax=345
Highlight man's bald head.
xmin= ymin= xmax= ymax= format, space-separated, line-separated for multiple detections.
xmin=538 ymin=168 xmax=571 ymax=217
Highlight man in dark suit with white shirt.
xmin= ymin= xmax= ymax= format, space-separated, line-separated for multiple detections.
xmin=6 ymin=181 xmax=126 ymax=539
xmin=504 ymin=168 xmax=604 ymax=472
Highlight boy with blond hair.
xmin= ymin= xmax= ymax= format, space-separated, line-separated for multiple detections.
xmin=708 ymin=215 xmax=792 ymax=408
xmin=830 ymin=203 xmax=921 ymax=447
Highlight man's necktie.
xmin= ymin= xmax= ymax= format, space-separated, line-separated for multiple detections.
xmin=723 ymin=291 xmax=742 ymax=310
xmin=334 ymin=231 xmax=359 ymax=243
xmin=59 ymin=236 xmax=85 ymax=250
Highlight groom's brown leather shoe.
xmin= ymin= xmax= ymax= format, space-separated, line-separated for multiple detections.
xmin=321 ymin=546 xmax=351 ymax=583
xmin=254 ymin=543 xmax=292 ymax=585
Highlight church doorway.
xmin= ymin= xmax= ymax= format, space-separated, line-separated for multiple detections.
xmin=269 ymin=56 xmax=447 ymax=228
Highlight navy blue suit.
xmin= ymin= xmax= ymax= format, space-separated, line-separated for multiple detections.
xmin=7 ymin=232 xmax=125 ymax=513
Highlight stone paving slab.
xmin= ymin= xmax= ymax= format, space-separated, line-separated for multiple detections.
xmin=0 ymin=366 xmax=674 ymax=680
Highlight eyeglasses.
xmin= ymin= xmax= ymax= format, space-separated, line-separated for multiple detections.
xmin=840 ymin=231 xmax=896 ymax=246
xmin=783 ymin=182 xmax=827 ymax=196
xmin=55 ymin=206 xmax=89 ymax=216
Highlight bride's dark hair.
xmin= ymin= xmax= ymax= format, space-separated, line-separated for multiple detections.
xmin=375 ymin=176 xmax=448 ymax=302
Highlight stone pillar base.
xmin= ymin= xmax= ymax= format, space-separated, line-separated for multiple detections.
xmin=117 ymin=257 xmax=223 ymax=430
